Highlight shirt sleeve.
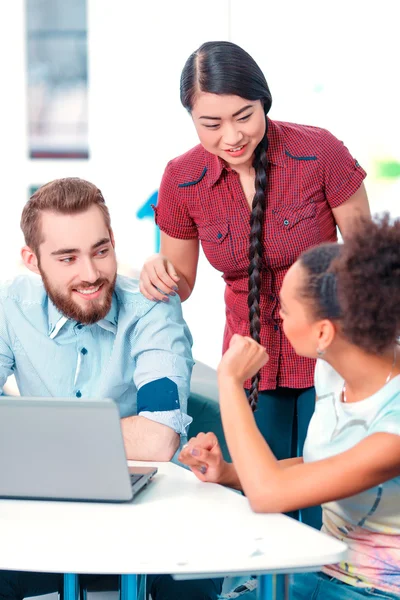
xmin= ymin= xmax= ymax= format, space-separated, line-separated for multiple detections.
xmin=368 ymin=407 xmax=400 ymax=437
xmin=131 ymin=294 xmax=194 ymax=435
xmin=0 ymin=302 xmax=16 ymax=395
xmin=153 ymin=161 xmax=199 ymax=240
xmin=319 ymin=129 xmax=367 ymax=209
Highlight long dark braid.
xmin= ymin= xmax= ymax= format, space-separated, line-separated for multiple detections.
xmin=247 ymin=120 xmax=269 ymax=411
xmin=179 ymin=41 xmax=272 ymax=408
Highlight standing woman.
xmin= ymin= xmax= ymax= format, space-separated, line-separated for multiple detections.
xmin=140 ymin=41 xmax=370 ymax=528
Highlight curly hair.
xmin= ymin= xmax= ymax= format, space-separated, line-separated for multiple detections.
xmin=335 ymin=214 xmax=400 ymax=354
xmin=299 ymin=214 xmax=400 ymax=354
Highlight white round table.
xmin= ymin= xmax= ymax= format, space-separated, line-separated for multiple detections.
xmin=0 ymin=461 xmax=347 ymax=599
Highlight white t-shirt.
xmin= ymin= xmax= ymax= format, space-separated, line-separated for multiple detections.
xmin=303 ymin=359 xmax=400 ymax=594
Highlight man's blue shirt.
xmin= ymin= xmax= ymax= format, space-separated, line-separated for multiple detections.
xmin=0 ymin=274 xmax=194 ymax=435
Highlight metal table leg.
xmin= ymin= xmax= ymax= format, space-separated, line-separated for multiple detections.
xmin=257 ymin=574 xmax=290 ymax=600
xmin=63 ymin=574 xmax=79 ymax=600
xmin=121 ymin=574 xmax=138 ymax=600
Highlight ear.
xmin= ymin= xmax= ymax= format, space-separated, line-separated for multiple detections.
xmin=21 ymin=246 xmax=40 ymax=275
xmin=317 ymin=319 xmax=336 ymax=352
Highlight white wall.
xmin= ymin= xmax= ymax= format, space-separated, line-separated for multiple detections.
xmin=0 ymin=0 xmax=399 ymax=368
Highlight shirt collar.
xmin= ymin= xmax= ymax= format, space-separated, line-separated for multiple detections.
xmin=206 ymin=151 xmax=226 ymax=188
xmin=47 ymin=292 xmax=119 ymax=339
xmin=266 ymin=118 xmax=287 ymax=168
xmin=97 ymin=293 xmax=118 ymax=334
xmin=206 ymin=117 xmax=287 ymax=188
xmin=48 ymin=300 xmax=68 ymax=339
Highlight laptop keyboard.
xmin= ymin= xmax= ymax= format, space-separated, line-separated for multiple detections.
xmin=130 ymin=473 xmax=144 ymax=486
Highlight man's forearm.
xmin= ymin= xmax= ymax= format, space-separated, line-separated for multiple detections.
xmin=121 ymin=415 xmax=180 ymax=461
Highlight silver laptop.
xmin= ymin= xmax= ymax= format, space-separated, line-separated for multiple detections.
xmin=0 ymin=397 xmax=157 ymax=502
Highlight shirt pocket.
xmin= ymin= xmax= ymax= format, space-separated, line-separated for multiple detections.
xmin=197 ymin=221 xmax=238 ymax=273
xmin=271 ymin=202 xmax=316 ymax=230
xmin=269 ymin=202 xmax=321 ymax=265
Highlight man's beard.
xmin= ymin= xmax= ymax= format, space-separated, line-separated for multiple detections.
xmin=40 ymin=269 xmax=117 ymax=325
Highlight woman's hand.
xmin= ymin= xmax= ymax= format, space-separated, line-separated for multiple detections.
xmin=217 ymin=334 xmax=269 ymax=384
xmin=139 ymin=254 xmax=180 ymax=301
xmin=178 ymin=432 xmax=239 ymax=487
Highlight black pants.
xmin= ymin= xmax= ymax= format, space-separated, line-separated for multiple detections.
xmin=252 ymin=386 xmax=322 ymax=529
xmin=0 ymin=570 xmax=223 ymax=600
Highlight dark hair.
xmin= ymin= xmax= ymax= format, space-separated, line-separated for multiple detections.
xmin=299 ymin=214 xmax=400 ymax=354
xmin=21 ymin=177 xmax=111 ymax=255
xmin=298 ymin=243 xmax=343 ymax=320
xmin=181 ymin=41 xmax=273 ymax=410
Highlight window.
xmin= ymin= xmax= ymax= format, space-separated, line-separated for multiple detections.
xmin=26 ymin=0 xmax=89 ymax=159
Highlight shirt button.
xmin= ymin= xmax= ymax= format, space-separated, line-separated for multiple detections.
xmin=76 ymin=390 xmax=82 ymax=398
xmin=81 ymin=347 xmax=88 ymax=355
xmin=269 ymin=294 xmax=275 ymax=301
xmin=274 ymin=324 xmax=279 ymax=332
xmin=217 ymin=232 xmax=222 ymax=239
xmin=284 ymin=219 xmax=289 ymax=226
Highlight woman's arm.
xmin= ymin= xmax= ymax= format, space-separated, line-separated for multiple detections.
xmin=160 ymin=232 xmax=199 ymax=301
xmin=218 ymin=336 xmax=400 ymax=514
xmin=332 ymin=183 xmax=371 ymax=239
xmin=178 ymin=432 xmax=303 ymax=489
xmin=140 ymin=232 xmax=199 ymax=302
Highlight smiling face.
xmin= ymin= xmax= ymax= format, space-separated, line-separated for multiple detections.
xmin=191 ymin=92 xmax=266 ymax=169
xmin=24 ymin=205 xmax=117 ymax=324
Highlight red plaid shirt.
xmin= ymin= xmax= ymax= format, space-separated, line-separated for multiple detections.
xmin=154 ymin=119 xmax=366 ymax=390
